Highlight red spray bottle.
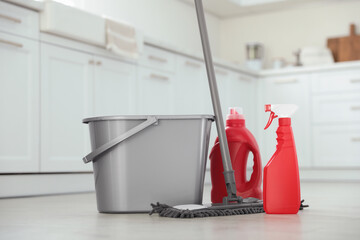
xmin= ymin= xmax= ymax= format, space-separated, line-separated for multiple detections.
xmin=210 ymin=107 xmax=262 ymax=203
xmin=263 ymin=104 xmax=301 ymax=214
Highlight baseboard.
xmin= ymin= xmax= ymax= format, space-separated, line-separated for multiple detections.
xmin=204 ymin=168 xmax=360 ymax=185
xmin=299 ymin=169 xmax=360 ymax=182
xmin=0 ymin=173 xmax=95 ymax=198
xmin=2 ymin=168 xmax=359 ymax=198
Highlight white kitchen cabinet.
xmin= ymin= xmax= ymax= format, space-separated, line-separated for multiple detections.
xmin=312 ymin=93 xmax=360 ymax=124
xmin=260 ymin=74 xmax=311 ymax=168
xmin=0 ymin=32 xmax=39 ymax=173
xmin=313 ymin=124 xmax=360 ymax=167
xmin=211 ymin=68 xmax=257 ymax=137
xmin=93 ymin=56 xmax=137 ymax=116
xmin=214 ymin=67 xmax=231 ymax=119
xmin=226 ymin=73 xmax=257 ymax=134
xmin=137 ymin=67 xmax=175 ymax=115
xmin=311 ymin=69 xmax=360 ymax=168
xmin=206 ymin=67 xmax=231 ymax=155
xmin=0 ymin=1 xmax=39 ymax=40
xmin=312 ymin=70 xmax=360 ymax=94
xmin=40 ymin=43 xmax=92 ymax=172
xmin=138 ymin=45 xmax=176 ymax=73
xmin=174 ymin=56 xmax=209 ymax=114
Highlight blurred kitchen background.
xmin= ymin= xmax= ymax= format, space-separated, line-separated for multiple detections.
xmin=1 ymin=0 xmax=359 ymax=197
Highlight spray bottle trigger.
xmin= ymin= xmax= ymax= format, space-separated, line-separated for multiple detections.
xmin=264 ymin=111 xmax=278 ymax=130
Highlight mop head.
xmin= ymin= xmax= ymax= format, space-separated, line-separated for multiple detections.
xmin=149 ymin=198 xmax=264 ymax=218
xmin=149 ymin=199 xmax=308 ymax=218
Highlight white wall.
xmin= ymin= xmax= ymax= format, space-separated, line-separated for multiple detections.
xmin=219 ymin=0 xmax=360 ymax=68
xmin=69 ymin=0 xmax=221 ymax=57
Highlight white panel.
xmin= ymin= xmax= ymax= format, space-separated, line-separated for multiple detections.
xmin=313 ymin=93 xmax=360 ymax=124
xmin=214 ymin=67 xmax=231 ymax=119
xmin=0 ymin=33 xmax=39 ymax=173
xmin=313 ymin=124 xmax=360 ymax=167
xmin=226 ymin=73 xmax=257 ymax=134
xmin=312 ymin=70 xmax=360 ymax=94
xmin=93 ymin=56 xmax=137 ymax=116
xmin=137 ymin=67 xmax=175 ymax=115
xmin=0 ymin=173 xmax=94 ymax=198
xmin=138 ymin=45 xmax=176 ymax=73
xmin=174 ymin=56 xmax=209 ymax=114
xmin=207 ymin=67 xmax=231 ymax=166
xmin=260 ymin=74 xmax=311 ymax=168
xmin=41 ymin=43 xmax=92 ymax=172
xmin=0 ymin=1 xmax=39 ymax=39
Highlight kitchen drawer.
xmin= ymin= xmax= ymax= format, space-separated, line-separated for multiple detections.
xmin=313 ymin=124 xmax=360 ymax=167
xmin=313 ymin=93 xmax=360 ymax=123
xmin=0 ymin=1 xmax=39 ymax=39
xmin=312 ymin=70 xmax=360 ymax=93
xmin=138 ymin=45 xmax=176 ymax=73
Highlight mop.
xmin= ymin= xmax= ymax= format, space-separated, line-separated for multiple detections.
xmin=149 ymin=0 xmax=307 ymax=218
xmin=149 ymin=0 xmax=263 ymax=218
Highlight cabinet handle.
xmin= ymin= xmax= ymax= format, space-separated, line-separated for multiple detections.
xmin=215 ymin=69 xmax=228 ymax=76
xmin=0 ymin=38 xmax=23 ymax=48
xmin=148 ymin=55 xmax=168 ymax=63
xmin=89 ymin=60 xmax=95 ymax=65
xmin=350 ymin=79 xmax=360 ymax=84
xmin=150 ymin=73 xmax=169 ymax=81
xmin=185 ymin=60 xmax=201 ymax=68
xmin=351 ymin=137 xmax=360 ymax=142
xmin=351 ymin=106 xmax=360 ymax=111
xmin=0 ymin=14 xmax=21 ymax=23
xmin=96 ymin=61 xmax=102 ymax=66
xmin=274 ymin=78 xmax=298 ymax=84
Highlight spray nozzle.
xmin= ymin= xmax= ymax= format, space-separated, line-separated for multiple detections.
xmin=264 ymin=104 xmax=298 ymax=130
xmin=227 ymin=107 xmax=245 ymax=120
xmin=264 ymin=104 xmax=278 ymax=130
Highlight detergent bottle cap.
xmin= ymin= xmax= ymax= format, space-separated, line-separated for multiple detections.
xmin=264 ymin=104 xmax=298 ymax=130
xmin=227 ymin=107 xmax=245 ymax=120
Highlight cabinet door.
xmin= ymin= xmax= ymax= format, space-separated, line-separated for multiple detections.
xmin=93 ymin=56 xmax=136 ymax=116
xmin=207 ymin=67 xmax=231 ymax=162
xmin=174 ymin=56 xmax=208 ymax=114
xmin=214 ymin=67 xmax=231 ymax=119
xmin=226 ymin=73 xmax=257 ymax=134
xmin=0 ymin=33 xmax=39 ymax=173
xmin=0 ymin=1 xmax=39 ymax=40
xmin=137 ymin=67 xmax=175 ymax=115
xmin=41 ymin=43 xmax=92 ymax=172
xmin=313 ymin=124 xmax=360 ymax=167
xmin=260 ymin=75 xmax=311 ymax=168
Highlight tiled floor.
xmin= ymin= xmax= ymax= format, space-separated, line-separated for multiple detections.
xmin=0 ymin=182 xmax=359 ymax=240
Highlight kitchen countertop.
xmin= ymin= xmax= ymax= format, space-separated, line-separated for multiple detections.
xmin=1 ymin=182 xmax=359 ymax=240
xmin=4 ymin=0 xmax=360 ymax=77
xmin=146 ymin=36 xmax=360 ymax=77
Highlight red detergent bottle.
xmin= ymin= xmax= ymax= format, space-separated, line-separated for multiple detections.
xmin=263 ymin=104 xmax=301 ymax=214
xmin=210 ymin=107 xmax=262 ymax=203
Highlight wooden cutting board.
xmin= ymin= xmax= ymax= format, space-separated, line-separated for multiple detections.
xmin=327 ymin=24 xmax=360 ymax=62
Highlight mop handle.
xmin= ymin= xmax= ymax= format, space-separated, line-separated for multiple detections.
xmin=194 ymin=0 xmax=240 ymax=202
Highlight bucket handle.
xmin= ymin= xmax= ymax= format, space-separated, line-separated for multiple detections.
xmin=83 ymin=116 xmax=158 ymax=163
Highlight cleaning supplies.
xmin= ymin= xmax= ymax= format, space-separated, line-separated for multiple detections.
xmin=210 ymin=107 xmax=262 ymax=203
xmin=263 ymin=104 xmax=301 ymax=214
xmin=150 ymin=0 xmax=264 ymax=218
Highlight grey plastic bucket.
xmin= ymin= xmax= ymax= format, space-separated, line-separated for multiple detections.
xmin=83 ymin=115 xmax=214 ymax=213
